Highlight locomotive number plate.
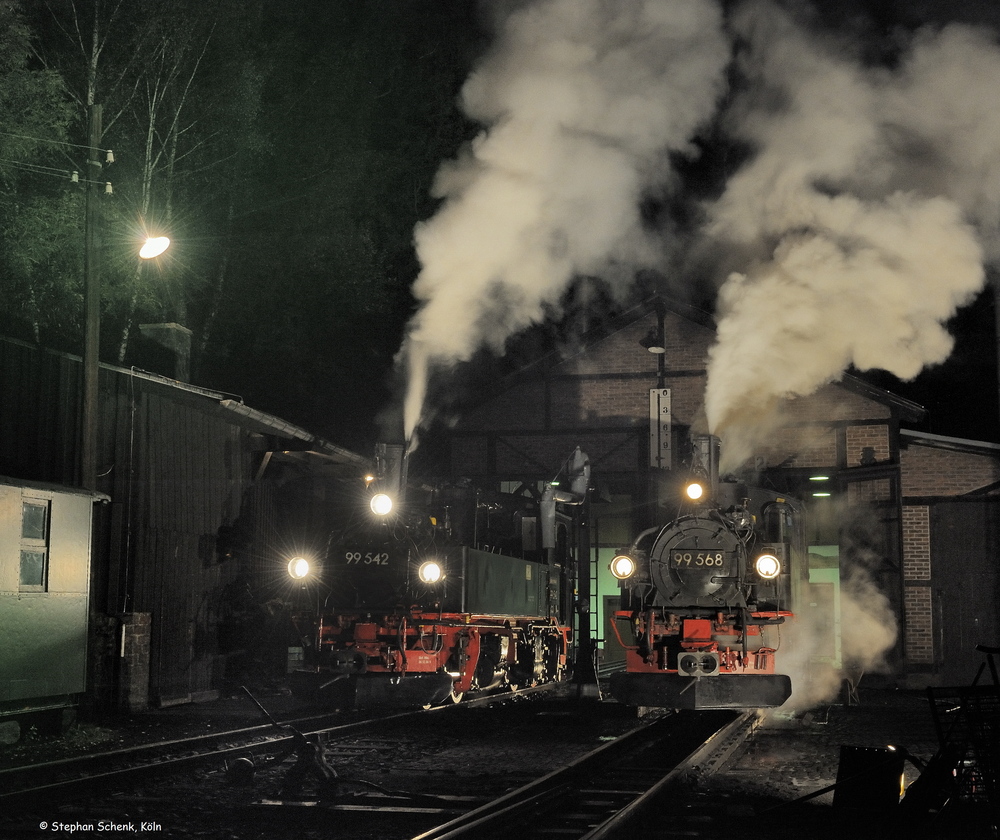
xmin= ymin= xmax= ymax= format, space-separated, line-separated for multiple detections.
xmin=343 ymin=551 xmax=390 ymax=565
xmin=669 ymin=550 xmax=729 ymax=568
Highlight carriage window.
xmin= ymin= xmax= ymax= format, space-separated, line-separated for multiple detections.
xmin=20 ymin=499 xmax=50 ymax=591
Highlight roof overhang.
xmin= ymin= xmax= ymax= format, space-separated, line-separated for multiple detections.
xmin=900 ymin=428 xmax=1000 ymax=456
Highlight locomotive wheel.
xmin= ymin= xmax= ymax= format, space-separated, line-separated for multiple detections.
xmin=447 ymin=687 xmax=464 ymax=704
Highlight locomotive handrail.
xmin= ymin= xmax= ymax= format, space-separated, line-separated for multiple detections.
xmin=607 ymin=612 xmax=639 ymax=652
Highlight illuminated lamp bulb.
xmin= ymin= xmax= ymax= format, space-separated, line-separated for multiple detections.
xmin=140 ymin=236 xmax=170 ymax=259
xmin=685 ymin=481 xmax=705 ymax=501
xmin=610 ymin=554 xmax=636 ymax=580
xmin=754 ymin=553 xmax=781 ymax=580
xmin=370 ymin=493 xmax=393 ymax=515
xmin=418 ymin=560 xmax=443 ymax=584
xmin=287 ymin=556 xmax=310 ymax=580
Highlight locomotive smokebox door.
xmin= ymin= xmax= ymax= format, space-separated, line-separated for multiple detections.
xmin=650 ymin=519 xmax=741 ymax=603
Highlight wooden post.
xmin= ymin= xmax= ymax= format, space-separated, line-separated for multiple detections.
xmin=81 ymin=104 xmax=102 ymax=490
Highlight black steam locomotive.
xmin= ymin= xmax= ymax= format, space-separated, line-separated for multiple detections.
xmin=608 ymin=435 xmax=803 ymax=710
xmin=285 ymin=446 xmax=589 ymax=709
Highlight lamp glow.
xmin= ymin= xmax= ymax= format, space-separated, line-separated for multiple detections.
xmin=370 ymin=493 xmax=393 ymax=516
xmin=754 ymin=553 xmax=781 ymax=580
xmin=610 ymin=554 xmax=636 ymax=580
xmin=287 ymin=556 xmax=310 ymax=580
xmin=418 ymin=560 xmax=443 ymax=584
xmin=140 ymin=236 xmax=170 ymax=259
xmin=685 ymin=481 xmax=705 ymax=501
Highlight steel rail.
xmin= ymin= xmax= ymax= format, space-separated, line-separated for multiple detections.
xmin=581 ymin=710 xmax=756 ymax=839
xmin=410 ymin=709 xmax=750 ymax=840
xmin=0 ymin=683 xmax=555 ymax=810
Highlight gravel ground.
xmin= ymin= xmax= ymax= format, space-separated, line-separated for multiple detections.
xmin=2 ymin=683 xmax=996 ymax=840
xmin=693 ymin=687 xmax=996 ymax=839
xmin=1 ymin=688 xmax=642 ymax=840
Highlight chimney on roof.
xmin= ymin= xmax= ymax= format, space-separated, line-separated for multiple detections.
xmin=138 ymin=322 xmax=192 ymax=382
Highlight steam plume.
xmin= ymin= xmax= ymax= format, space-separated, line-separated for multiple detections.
xmin=401 ymin=0 xmax=730 ymax=439
xmin=705 ymin=3 xmax=995 ymax=470
xmin=778 ymin=504 xmax=900 ymax=710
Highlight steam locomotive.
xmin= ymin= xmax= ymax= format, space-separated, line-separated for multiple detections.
xmin=285 ymin=445 xmax=589 ymax=709
xmin=607 ymin=435 xmax=803 ymax=710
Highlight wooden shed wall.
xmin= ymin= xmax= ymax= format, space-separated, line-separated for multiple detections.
xmin=0 ymin=338 xmax=81 ymax=483
xmin=0 ymin=338 xmax=286 ymax=706
xmin=107 ymin=387 xmax=263 ymax=703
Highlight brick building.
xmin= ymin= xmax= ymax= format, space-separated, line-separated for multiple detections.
xmin=442 ymin=297 xmax=1000 ymax=691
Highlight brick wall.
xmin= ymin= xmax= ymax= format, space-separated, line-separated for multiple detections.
xmin=781 ymin=383 xmax=892 ymax=423
xmin=901 ymin=445 xmax=1000 ymax=496
xmin=763 ymin=424 xmax=839 ymax=469
xmin=551 ymin=378 xmax=648 ymax=428
xmin=118 ymin=612 xmax=151 ymax=712
xmin=898 ymin=446 xmax=1000 ymax=675
xmin=901 ymin=506 xmax=931 ymax=579
xmin=901 ymin=506 xmax=933 ymax=665
xmin=846 ymin=424 xmax=891 ymax=466
xmin=903 ymin=586 xmax=934 ymax=665
xmin=847 ymin=478 xmax=893 ymax=504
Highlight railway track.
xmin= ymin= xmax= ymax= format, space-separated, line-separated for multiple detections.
xmin=0 ymin=684 xmax=557 ymax=813
xmin=1 ymin=689 xmax=756 ymax=840
xmin=0 ymin=708 xmax=342 ymax=810
xmin=410 ymin=709 xmax=753 ymax=840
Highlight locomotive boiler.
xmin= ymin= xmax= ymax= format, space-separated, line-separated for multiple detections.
xmin=285 ymin=446 xmax=589 ymax=709
xmin=607 ymin=435 xmax=803 ymax=710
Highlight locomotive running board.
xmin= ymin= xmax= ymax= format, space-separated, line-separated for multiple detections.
xmin=289 ymin=671 xmax=456 ymax=710
xmin=608 ymin=672 xmax=791 ymax=710
xmin=350 ymin=672 xmax=456 ymax=709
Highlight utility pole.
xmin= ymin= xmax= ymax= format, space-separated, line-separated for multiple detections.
xmin=81 ymin=104 xmax=102 ymax=491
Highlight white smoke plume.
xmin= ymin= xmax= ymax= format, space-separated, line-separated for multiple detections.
xmin=778 ymin=503 xmax=900 ymax=711
xmin=705 ymin=2 xmax=996 ymax=470
xmin=401 ymin=0 xmax=731 ymax=440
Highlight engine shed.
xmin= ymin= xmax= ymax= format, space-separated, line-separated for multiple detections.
xmin=432 ymin=294 xmax=1000 ymax=699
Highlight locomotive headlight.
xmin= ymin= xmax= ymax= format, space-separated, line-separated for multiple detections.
xmin=684 ymin=481 xmax=705 ymax=501
xmin=609 ymin=554 xmax=636 ymax=580
xmin=754 ymin=553 xmax=781 ymax=580
xmin=287 ymin=556 xmax=310 ymax=580
xmin=418 ymin=560 xmax=444 ymax=584
xmin=370 ymin=493 xmax=393 ymax=516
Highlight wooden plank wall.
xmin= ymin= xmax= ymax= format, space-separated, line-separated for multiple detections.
xmin=0 ymin=338 xmax=288 ymax=705
xmin=0 ymin=338 xmax=81 ymax=483
xmin=105 ymin=379 xmax=268 ymax=703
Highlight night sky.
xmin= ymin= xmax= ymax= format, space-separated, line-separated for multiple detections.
xmin=3 ymin=0 xmax=1000 ymax=452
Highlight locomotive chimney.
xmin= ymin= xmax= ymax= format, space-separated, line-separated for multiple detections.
xmin=374 ymin=442 xmax=407 ymax=508
xmin=692 ymin=434 xmax=721 ymax=499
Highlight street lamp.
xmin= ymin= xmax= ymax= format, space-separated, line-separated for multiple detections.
xmin=139 ymin=236 xmax=170 ymax=259
xmin=81 ymin=231 xmax=171 ymax=490
xmin=80 ymin=102 xmax=170 ymax=491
